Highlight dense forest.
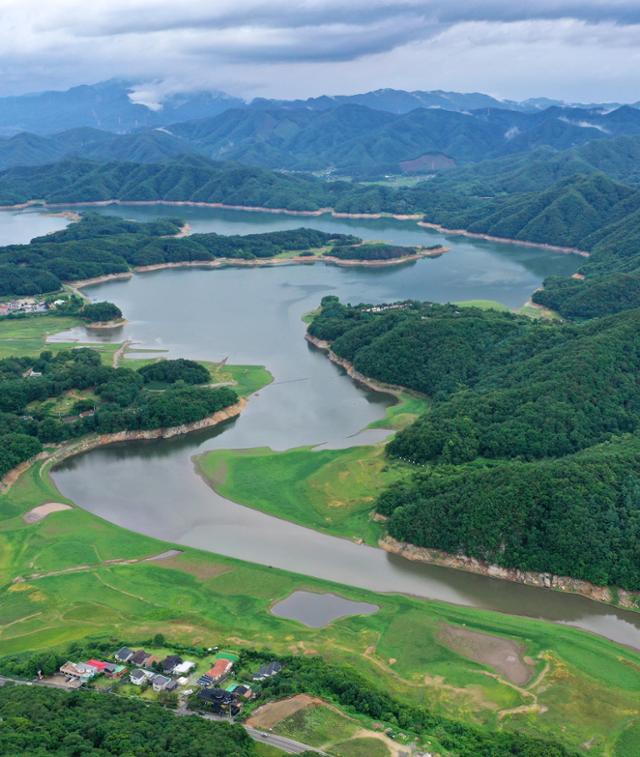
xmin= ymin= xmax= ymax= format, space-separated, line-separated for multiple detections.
xmin=240 ymin=651 xmax=573 ymax=756
xmin=325 ymin=242 xmax=422 ymax=260
xmin=79 ymin=300 xmax=123 ymax=322
xmin=0 ymin=685 xmax=255 ymax=756
xmin=0 ymin=212 xmax=360 ymax=295
xmin=0 ymin=349 xmax=237 ymax=478
xmin=309 ymin=298 xmax=640 ymax=589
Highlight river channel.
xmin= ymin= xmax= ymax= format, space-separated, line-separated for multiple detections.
xmin=4 ymin=205 xmax=639 ymax=649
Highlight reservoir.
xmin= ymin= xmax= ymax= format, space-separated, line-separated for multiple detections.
xmin=4 ymin=205 xmax=638 ymax=648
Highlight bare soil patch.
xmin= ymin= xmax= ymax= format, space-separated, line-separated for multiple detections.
xmin=23 ymin=502 xmax=71 ymax=524
xmin=439 ymin=624 xmax=534 ymax=685
xmin=247 ymin=694 xmax=321 ymax=729
xmin=149 ymin=555 xmax=230 ymax=581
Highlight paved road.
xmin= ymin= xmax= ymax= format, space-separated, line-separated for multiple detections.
xmin=0 ymin=675 xmax=326 ymax=755
xmin=245 ymin=725 xmax=329 ymax=754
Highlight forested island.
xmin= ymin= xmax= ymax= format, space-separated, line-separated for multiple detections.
xmin=0 ymin=349 xmax=238 ymax=479
xmin=0 ymin=212 xmax=426 ymax=297
xmin=308 ymin=297 xmax=640 ymax=592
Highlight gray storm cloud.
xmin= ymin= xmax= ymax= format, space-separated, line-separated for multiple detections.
xmin=1 ymin=1 xmax=640 ymax=100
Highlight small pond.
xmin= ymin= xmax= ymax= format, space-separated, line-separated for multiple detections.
xmin=271 ymin=590 xmax=379 ymax=627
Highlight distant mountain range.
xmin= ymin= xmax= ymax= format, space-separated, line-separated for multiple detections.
xmin=0 ymin=80 xmax=243 ymax=136
xmin=0 ymin=79 xmax=636 ymax=137
xmin=4 ymin=99 xmax=640 ymax=177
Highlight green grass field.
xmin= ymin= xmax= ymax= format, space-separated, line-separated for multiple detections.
xmin=195 ymin=444 xmax=406 ymax=544
xmin=0 ymin=460 xmax=639 ymax=754
xmin=367 ymin=392 xmax=429 ymax=430
xmin=194 ymin=392 xmax=426 ymax=544
xmin=0 ymin=315 xmax=82 ymax=358
xmin=1 ymin=311 xmax=639 ymax=754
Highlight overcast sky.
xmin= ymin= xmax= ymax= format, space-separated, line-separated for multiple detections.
xmin=2 ymin=0 xmax=640 ymax=103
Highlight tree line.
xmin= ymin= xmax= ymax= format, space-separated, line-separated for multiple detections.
xmin=0 ymin=212 xmax=360 ymax=296
xmin=0 ymin=349 xmax=237 ymax=478
xmin=309 ymin=297 xmax=640 ymax=589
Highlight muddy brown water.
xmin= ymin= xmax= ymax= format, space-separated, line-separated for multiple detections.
xmin=3 ymin=206 xmax=638 ymax=649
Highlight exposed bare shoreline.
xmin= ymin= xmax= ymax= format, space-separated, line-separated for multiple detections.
xmin=84 ymin=318 xmax=127 ymax=330
xmin=66 ymin=247 xmax=450 ymax=290
xmin=0 ymin=400 xmax=246 ymax=494
xmin=417 ymin=220 xmax=590 ymax=257
xmin=307 ymin=334 xmax=638 ymax=611
xmin=1 ymin=198 xmax=588 ymax=257
xmin=381 ymin=536 xmax=639 ymax=611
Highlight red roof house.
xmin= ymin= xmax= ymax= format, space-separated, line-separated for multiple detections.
xmin=86 ymin=659 xmax=108 ymax=672
xmin=207 ymin=658 xmax=232 ymax=682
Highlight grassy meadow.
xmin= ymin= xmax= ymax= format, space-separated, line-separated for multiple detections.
xmin=196 ymin=444 xmax=404 ymax=544
xmin=0 ymin=459 xmax=639 ymax=754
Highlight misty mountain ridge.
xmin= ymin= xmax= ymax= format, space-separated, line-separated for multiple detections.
xmin=0 ymin=79 xmax=636 ymax=137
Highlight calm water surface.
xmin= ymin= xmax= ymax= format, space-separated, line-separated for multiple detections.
xmin=271 ymin=591 xmax=379 ymax=627
xmin=8 ymin=204 xmax=636 ymax=648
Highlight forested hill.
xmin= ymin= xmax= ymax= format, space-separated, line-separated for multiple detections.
xmin=308 ymin=298 xmax=640 ymax=590
xmin=0 ymin=213 xmax=358 ymax=296
xmin=0 ymin=157 xmax=336 ymax=210
xmin=0 ymin=685 xmax=255 ymax=756
xmin=4 ymin=156 xmax=640 ymax=316
xmin=0 ymin=349 xmax=239 ymax=480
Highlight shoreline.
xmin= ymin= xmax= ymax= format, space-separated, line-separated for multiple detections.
xmin=380 ymin=536 xmax=639 ymax=612
xmin=307 ymin=332 xmax=638 ymax=612
xmin=1 ymin=198 xmax=588 ymax=257
xmin=417 ymin=220 xmax=589 ymax=256
xmin=84 ymin=318 xmax=127 ymax=330
xmin=305 ymin=334 xmax=422 ymax=400
xmin=66 ymin=246 xmax=451 ymax=290
xmin=0 ymin=399 xmax=246 ymax=494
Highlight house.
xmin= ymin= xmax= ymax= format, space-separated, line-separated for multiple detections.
xmin=252 ymin=661 xmax=282 ymax=681
xmin=142 ymin=655 xmax=159 ymax=669
xmin=129 ymin=649 xmax=151 ymax=666
xmin=207 ymin=658 xmax=232 ymax=683
xmin=196 ymin=674 xmax=213 ymax=687
xmin=173 ymin=660 xmax=196 ymax=676
xmin=197 ymin=687 xmax=234 ymax=712
xmin=161 ymin=655 xmax=183 ymax=674
xmin=129 ymin=668 xmax=152 ymax=686
xmin=177 ymin=676 xmax=190 ymax=686
xmin=233 ymin=684 xmax=253 ymax=699
xmin=86 ymin=659 xmax=108 ymax=673
xmin=166 ymin=680 xmax=179 ymax=692
xmin=59 ymin=661 xmax=98 ymax=683
xmin=115 ymin=647 xmax=134 ymax=663
xmin=104 ymin=663 xmax=125 ymax=678
xmin=152 ymin=674 xmax=172 ymax=692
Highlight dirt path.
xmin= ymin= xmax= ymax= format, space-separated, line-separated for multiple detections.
xmin=113 ymin=339 xmax=133 ymax=367
xmin=12 ymin=549 xmax=184 ymax=583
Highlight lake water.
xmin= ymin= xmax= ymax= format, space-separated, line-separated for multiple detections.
xmin=0 ymin=207 xmax=69 ymax=245
xmin=271 ymin=591 xmax=379 ymax=627
xmin=4 ymin=205 xmax=638 ymax=649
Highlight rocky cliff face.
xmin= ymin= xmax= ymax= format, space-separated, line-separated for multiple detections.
xmin=380 ymin=536 xmax=640 ymax=610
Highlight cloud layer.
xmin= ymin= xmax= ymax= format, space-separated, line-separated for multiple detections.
xmin=2 ymin=1 xmax=640 ymax=101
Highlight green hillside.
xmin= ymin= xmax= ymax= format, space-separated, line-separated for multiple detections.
xmin=309 ymin=298 xmax=640 ymax=590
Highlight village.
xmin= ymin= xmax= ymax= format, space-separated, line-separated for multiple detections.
xmin=0 ymin=296 xmax=62 ymax=316
xmin=47 ymin=643 xmax=283 ymax=719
